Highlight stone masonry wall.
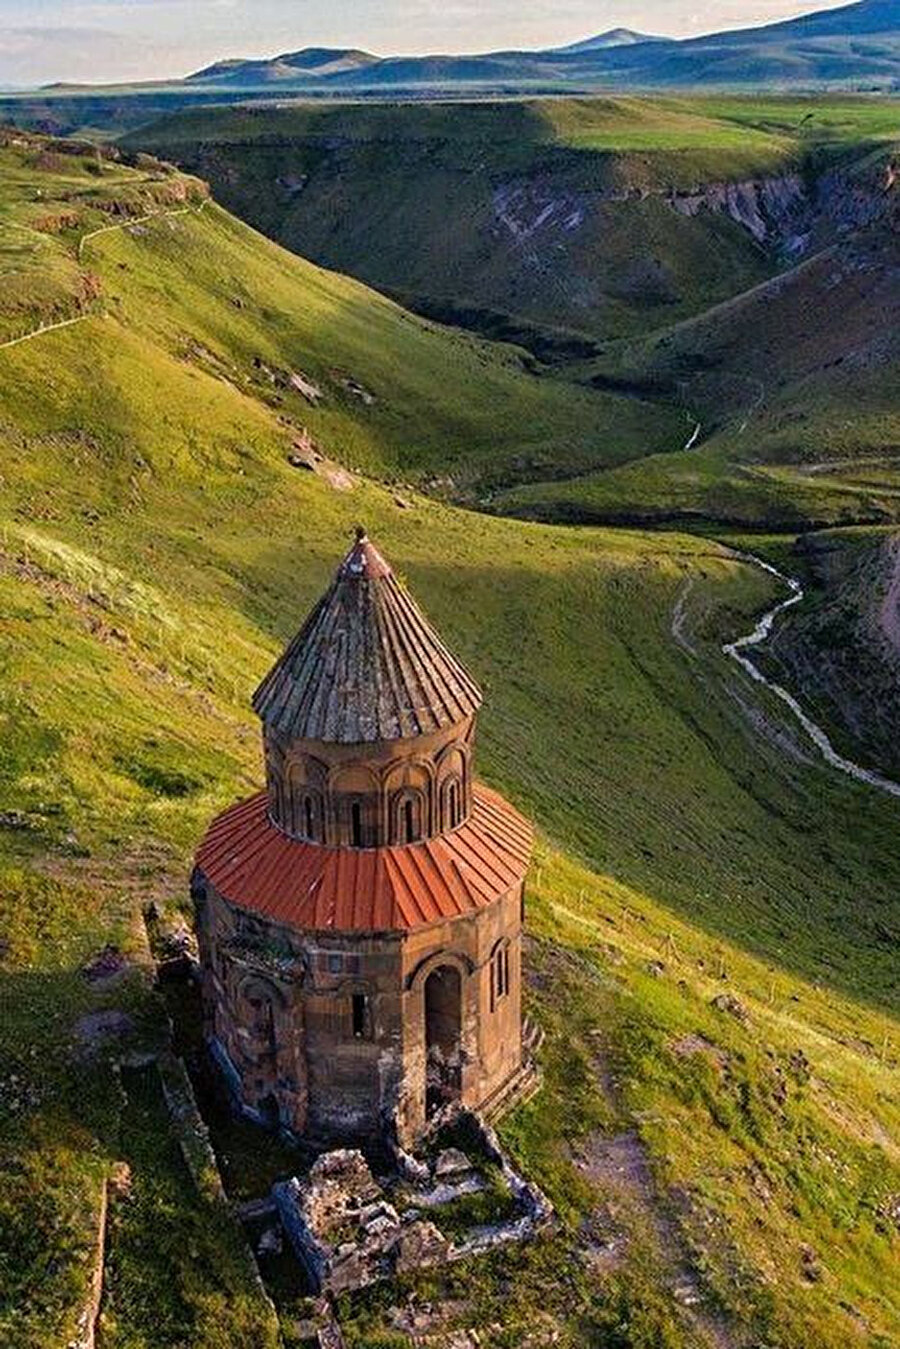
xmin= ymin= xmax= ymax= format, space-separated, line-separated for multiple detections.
xmin=193 ymin=871 xmax=524 ymax=1149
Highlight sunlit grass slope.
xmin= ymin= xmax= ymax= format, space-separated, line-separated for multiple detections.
xmin=0 ymin=136 xmax=898 ymax=1348
xmin=690 ymin=94 xmax=900 ymax=144
xmin=0 ymin=128 xmax=209 ymax=342
xmin=0 ymin=130 xmax=680 ymax=495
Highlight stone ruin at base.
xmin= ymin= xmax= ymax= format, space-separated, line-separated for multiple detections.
xmin=272 ymin=1111 xmax=553 ymax=1295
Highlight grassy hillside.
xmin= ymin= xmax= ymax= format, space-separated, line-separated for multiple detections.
xmin=0 ymin=129 xmax=209 ymax=341
xmin=691 ymin=93 xmax=900 ymax=142
xmin=0 ymin=128 xmax=683 ymax=496
xmin=127 ymin=98 xmax=791 ymax=350
xmin=1 ymin=134 xmax=899 ymax=1349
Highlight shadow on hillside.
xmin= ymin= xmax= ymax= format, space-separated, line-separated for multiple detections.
xmin=230 ymin=533 xmax=900 ymax=1020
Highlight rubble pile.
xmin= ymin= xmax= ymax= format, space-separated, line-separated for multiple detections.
xmin=272 ymin=1112 xmax=554 ymax=1293
xmin=275 ymin=1150 xmax=448 ymax=1293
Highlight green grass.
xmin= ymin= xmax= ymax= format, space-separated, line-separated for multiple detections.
xmin=122 ymin=94 xmax=900 ymax=532
xmin=539 ymin=95 xmax=797 ymax=163
xmin=691 ymin=94 xmax=900 ymax=145
xmin=494 ymin=435 xmax=900 ymax=531
xmin=129 ymin=95 xmax=797 ymax=168
xmin=0 ymin=128 xmax=208 ymax=342
xmin=0 ymin=132 xmax=898 ymax=1347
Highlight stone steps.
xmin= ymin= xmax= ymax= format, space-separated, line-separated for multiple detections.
xmin=481 ymin=1022 xmax=544 ymax=1123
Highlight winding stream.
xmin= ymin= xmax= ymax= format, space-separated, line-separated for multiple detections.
xmin=723 ymin=552 xmax=900 ymax=800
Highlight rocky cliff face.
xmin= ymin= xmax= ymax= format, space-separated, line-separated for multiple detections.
xmin=669 ymin=174 xmax=807 ymax=245
xmin=667 ymin=150 xmax=900 ymax=258
xmin=489 ymin=148 xmax=900 ymax=320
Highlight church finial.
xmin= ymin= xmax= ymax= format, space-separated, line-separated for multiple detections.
xmin=335 ymin=526 xmax=391 ymax=582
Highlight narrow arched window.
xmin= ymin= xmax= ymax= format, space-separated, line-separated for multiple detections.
xmin=304 ymin=795 xmax=315 ymax=840
xmin=274 ymin=777 xmax=287 ymax=827
xmin=352 ymin=992 xmax=367 ymax=1038
xmin=490 ymin=943 xmax=509 ymax=1012
xmin=393 ymin=790 xmax=423 ymax=844
xmin=351 ymin=801 xmax=363 ymax=848
xmin=449 ymin=781 xmax=460 ymax=828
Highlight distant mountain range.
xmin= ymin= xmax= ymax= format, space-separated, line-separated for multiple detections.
xmin=188 ymin=47 xmax=381 ymax=86
xmin=2 ymin=0 xmax=900 ymax=137
xmin=174 ymin=0 xmax=900 ymax=90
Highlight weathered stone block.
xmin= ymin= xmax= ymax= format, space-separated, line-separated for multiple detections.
xmin=392 ymin=1219 xmax=450 ymax=1275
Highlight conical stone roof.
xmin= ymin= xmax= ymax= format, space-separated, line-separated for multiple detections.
xmin=252 ymin=530 xmax=483 ymax=744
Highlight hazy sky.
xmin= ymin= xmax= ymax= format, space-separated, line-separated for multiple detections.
xmin=0 ymin=0 xmax=853 ymax=87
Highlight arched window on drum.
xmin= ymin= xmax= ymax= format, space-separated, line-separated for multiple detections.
xmin=286 ymin=758 xmax=326 ymax=842
xmin=441 ymin=775 xmax=463 ymax=830
xmin=300 ymin=791 xmax=323 ymax=842
xmin=392 ymin=788 xmax=425 ymax=844
xmin=489 ymin=939 xmax=511 ymax=1013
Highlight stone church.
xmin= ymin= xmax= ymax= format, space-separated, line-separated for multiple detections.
xmin=192 ymin=529 xmax=532 ymax=1147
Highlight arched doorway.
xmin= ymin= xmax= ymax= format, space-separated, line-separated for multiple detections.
xmin=424 ymin=965 xmax=462 ymax=1118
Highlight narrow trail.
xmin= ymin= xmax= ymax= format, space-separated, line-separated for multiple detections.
xmin=77 ymin=198 xmax=208 ymax=261
xmin=0 ymin=311 xmax=95 ymax=352
xmin=722 ymin=551 xmax=900 ymax=800
xmin=575 ymin=1043 xmax=743 ymax=1349
xmin=0 ymin=199 xmax=208 ymax=355
xmin=670 ymin=576 xmax=697 ymax=656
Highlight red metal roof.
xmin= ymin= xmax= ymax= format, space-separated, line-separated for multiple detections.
xmin=195 ymin=784 xmax=532 ymax=934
